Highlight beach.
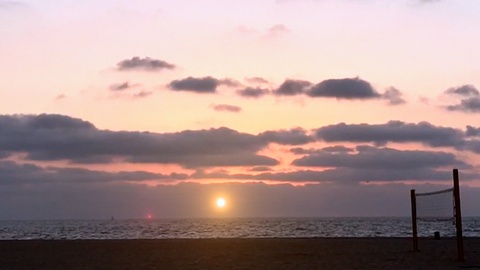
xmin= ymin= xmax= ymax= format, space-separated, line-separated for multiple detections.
xmin=1 ymin=238 xmax=479 ymax=269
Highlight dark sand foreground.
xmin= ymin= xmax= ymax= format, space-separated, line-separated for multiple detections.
xmin=1 ymin=238 xmax=479 ymax=270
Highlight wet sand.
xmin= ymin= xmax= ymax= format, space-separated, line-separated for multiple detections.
xmin=0 ymin=238 xmax=479 ymax=269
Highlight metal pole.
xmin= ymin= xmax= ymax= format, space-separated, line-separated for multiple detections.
xmin=453 ymin=169 xmax=464 ymax=262
xmin=411 ymin=189 xmax=418 ymax=252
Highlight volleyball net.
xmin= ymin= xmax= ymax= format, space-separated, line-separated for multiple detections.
xmin=410 ymin=169 xmax=464 ymax=261
xmin=415 ymin=187 xmax=454 ymax=221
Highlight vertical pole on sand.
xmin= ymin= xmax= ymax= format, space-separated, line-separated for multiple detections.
xmin=453 ymin=169 xmax=464 ymax=262
xmin=411 ymin=189 xmax=418 ymax=252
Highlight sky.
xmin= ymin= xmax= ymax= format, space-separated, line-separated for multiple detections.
xmin=1 ymin=0 xmax=480 ymax=219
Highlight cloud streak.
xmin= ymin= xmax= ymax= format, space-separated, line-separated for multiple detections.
xmin=165 ymin=74 xmax=405 ymax=106
xmin=169 ymin=77 xmax=220 ymax=93
xmin=245 ymin=77 xmax=270 ymax=85
xmin=382 ymin=87 xmax=406 ymax=105
xmin=274 ymin=79 xmax=311 ymax=96
xmin=258 ymin=128 xmax=313 ymax=145
xmin=0 ymin=160 xmax=188 ymax=186
xmin=0 ymin=114 xmax=280 ymax=168
xmin=251 ymin=77 xmax=407 ymax=105
xmin=109 ymin=82 xmax=137 ymax=91
xmin=307 ymin=78 xmax=381 ymax=99
xmin=0 ymin=1 xmax=26 ymax=9
xmin=117 ymin=57 xmax=175 ymax=71
xmin=265 ymin=24 xmax=291 ymax=38
xmin=211 ymin=104 xmax=242 ymax=113
xmin=444 ymin=85 xmax=480 ymax=113
xmin=237 ymin=87 xmax=270 ymax=98
xmin=315 ymin=121 xmax=464 ymax=148
xmin=292 ymin=145 xmax=468 ymax=170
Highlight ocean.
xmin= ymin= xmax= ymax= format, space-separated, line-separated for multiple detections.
xmin=1 ymin=217 xmax=479 ymax=240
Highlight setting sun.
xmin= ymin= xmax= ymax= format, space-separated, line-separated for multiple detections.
xmin=216 ymin=198 xmax=226 ymax=208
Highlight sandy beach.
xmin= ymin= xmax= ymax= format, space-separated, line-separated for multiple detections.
xmin=0 ymin=238 xmax=479 ymax=269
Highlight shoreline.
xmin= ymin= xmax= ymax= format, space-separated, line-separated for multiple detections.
xmin=1 ymin=237 xmax=479 ymax=269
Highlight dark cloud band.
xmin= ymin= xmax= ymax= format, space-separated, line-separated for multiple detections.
xmin=315 ymin=121 xmax=464 ymax=148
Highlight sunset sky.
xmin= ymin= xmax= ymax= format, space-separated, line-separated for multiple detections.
xmin=1 ymin=0 xmax=480 ymax=219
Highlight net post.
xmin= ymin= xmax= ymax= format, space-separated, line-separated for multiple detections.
xmin=410 ymin=189 xmax=418 ymax=252
xmin=453 ymin=169 xmax=464 ymax=262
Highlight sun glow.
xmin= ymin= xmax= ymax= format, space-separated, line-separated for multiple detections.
xmin=216 ymin=198 xmax=226 ymax=208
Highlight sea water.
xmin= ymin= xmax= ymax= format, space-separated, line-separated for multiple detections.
xmin=0 ymin=217 xmax=479 ymax=240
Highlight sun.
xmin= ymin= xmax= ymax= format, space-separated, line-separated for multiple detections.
xmin=216 ymin=198 xmax=226 ymax=208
